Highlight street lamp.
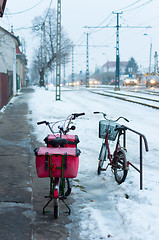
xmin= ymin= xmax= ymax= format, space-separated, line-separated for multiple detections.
xmin=144 ymin=33 xmax=152 ymax=74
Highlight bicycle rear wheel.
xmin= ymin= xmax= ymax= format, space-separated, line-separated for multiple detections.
xmin=54 ymin=199 xmax=59 ymax=219
xmin=113 ymin=149 xmax=128 ymax=184
xmin=53 ymin=178 xmax=60 ymax=219
xmin=59 ymin=178 xmax=71 ymax=197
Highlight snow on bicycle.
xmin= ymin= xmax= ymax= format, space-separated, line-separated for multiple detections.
xmin=94 ymin=111 xmax=129 ymax=184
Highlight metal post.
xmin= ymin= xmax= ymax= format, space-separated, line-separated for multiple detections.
xmin=116 ymin=13 xmax=120 ymax=89
xmin=154 ymin=51 xmax=158 ymax=73
xmin=140 ymin=136 xmax=143 ymax=190
xmin=63 ymin=56 xmax=66 ymax=85
xmin=144 ymin=33 xmax=152 ymax=75
xmin=56 ymin=0 xmax=61 ymax=100
xmin=113 ymin=11 xmax=123 ymax=90
xmin=43 ymin=22 xmax=47 ymax=86
xmin=72 ymin=46 xmax=74 ymax=85
xmin=86 ymin=33 xmax=89 ymax=87
xmin=149 ymin=42 xmax=152 ymax=74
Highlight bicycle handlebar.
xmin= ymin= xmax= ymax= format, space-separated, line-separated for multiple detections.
xmin=93 ymin=111 xmax=129 ymax=122
xmin=72 ymin=112 xmax=85 ymax=119
xmin=37 ymin=112 xmax=85 ymax=135
xmin=37 ymin=120 xmax=49 ymax=125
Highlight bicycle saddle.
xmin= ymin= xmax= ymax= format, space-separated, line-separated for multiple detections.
xmin=45 ymin=137 xmax=68 ymax=147
xmin=115 ymin=125 xmax=127 ymax=131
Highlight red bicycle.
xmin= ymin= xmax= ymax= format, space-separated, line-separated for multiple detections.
xmin=94 ymin=112 xmax=129 ymax=184
xmin=35 ymin=113 xmax=85 ymax=218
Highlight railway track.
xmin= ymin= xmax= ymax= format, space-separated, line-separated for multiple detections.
xmin=89 ymin=88 xmax=159 ymax=110
xmin=123 ymin=88 xmax=159 ymax=97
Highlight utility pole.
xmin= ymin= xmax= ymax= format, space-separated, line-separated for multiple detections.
xmin=56 ymin=0 xmax=61 ymax=100
xmin=84 ymin=13 xmax=151 ymax=90
xmin=43 ymin=22 xmax=48 ymax=86
xmin=73 ymin=44 xmax=108 ymax=87
xmin=72 ymin=46 xmax=75 ymax=84
xmin=63 ymin=55 xmax=66 ymax=85
xmin=113 ymin=12 xmax=123 ymax=90
xmin=154 ymin=51 xmax=158 ymax=74
xmin=86 ymin=33 xmax=89 ymax=87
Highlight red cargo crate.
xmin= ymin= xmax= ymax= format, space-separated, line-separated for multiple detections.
xmin=44 ymin=134 xmax=80 ymax=148
xmin=35 ymin=147 xmax=80 ymax=178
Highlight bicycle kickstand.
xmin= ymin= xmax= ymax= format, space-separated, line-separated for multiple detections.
xmin=61 ymin=197 xmax=71 ymax=215
xmin=43 ymin=195 xmax=53 ymax=215
xmin=101 ymin=163 xmax=110 ymax=172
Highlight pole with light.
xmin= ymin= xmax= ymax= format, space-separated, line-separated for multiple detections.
xmin=144 ymin=33 xmax=152 ymax=75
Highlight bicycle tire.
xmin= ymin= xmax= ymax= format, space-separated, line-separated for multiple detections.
xmin=64 ymin=178 xmax=72 ymax=197
xmin=54 ymin=204 xmax=59 ymax=219
xmin=97 ymin=160 xmax=104 ymax=175
xmin=113 ymin=149 xmax=128 ymax=184
xmin=97 ymin=143 xmax=107 ymax=175
xmin=59 ymin=178 xmax=71 ymax=197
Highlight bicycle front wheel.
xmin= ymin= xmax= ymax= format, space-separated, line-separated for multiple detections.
xmin=113 ymin=149 xmax=128 ymax=184
xmin=97 ymin=160 xmax=104 ymax=175
xmin=98 ymin=143 xmax=107 ymax=175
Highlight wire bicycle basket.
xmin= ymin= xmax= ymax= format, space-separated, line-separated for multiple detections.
xmin=99 ymin=120 xmax=121 ymax=141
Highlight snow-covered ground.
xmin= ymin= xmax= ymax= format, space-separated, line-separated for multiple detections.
xmin=28 ymin=86 xmax=159 ymax=240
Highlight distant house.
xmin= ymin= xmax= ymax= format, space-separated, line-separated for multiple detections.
xmin=16 ymin=46 xmax=27 ymax=90
xmin=0 ymin=26 xmax=27 ymax=109
xmin=103 ymin=61 xmax=128 ymax=74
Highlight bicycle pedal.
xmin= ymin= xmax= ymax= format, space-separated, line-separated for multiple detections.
xmin=45 ymin=195 xmax=52 ymax=198
xmin=100 ymin=168 xmax=106 ymax=171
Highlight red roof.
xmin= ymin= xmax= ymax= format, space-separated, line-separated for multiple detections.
xmin=16 ymin=46 xmax=22 ymax=55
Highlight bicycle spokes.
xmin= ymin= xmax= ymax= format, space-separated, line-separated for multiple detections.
xmin=114 ymin=149 xmax=128 ymax=184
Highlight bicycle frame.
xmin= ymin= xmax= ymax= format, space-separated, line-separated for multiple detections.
xmin=103 ymin=127 xmax=122 ymax=167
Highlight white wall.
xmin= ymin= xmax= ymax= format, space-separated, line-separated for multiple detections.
xmin=0 ymin=30 xmax=16 ymax=73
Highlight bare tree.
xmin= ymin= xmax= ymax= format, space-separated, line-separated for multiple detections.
xmin=32 ymin=8 xmax=72 ymax=86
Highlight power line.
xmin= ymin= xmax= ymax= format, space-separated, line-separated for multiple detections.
xmin=84 ymin=11 xmax=151 ymax=89
xmin=14 ymin=26 xmax=34 ymax=30
xmin=43 ymin=0 xmax=53 ymax=23
xmin=122 ymin=0 xmax=153 ymax=13
xmin=74 ymin=45 xmax=109 ymax=47
xmin=5 ymin=0 xmax=45 ymax=15
xmin=12 ymin=0 xmax=53 ymax=31
xmin=117 ymin=0 xmax=143 ymax=11
xmin=87 ymin=13 xmax=114 ymax=35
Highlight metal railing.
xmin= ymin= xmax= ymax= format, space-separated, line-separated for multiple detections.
xmin=122 ymin=126 xmax=149 ymax=190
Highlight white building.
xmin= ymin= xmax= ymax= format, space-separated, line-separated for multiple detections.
xmin=0 ymin=26 xmax=20 ymax=96
xmin=0 ymin=26 xmax=27 ymax=109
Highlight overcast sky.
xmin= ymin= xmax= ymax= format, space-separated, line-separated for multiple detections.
xmin=1 ymin=0 xmax=159 ymax=76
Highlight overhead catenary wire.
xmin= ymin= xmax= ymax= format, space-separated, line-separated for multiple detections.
xmin=43 ymin=0 xmax=53 ymax=24
xmin=4 ymin=0 xmax=46 ymax=15
xmin=121 ymin=0 xmax=153 ymax=13
xmin=10 ymin=0 xmax=54 ymax=32
xmin=116 ymin=0 xmax=143 ymax=11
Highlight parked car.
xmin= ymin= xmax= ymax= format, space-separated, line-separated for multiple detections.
xmin=146 ymin=76 xmax=159 ymax=87
xmin=123 ymin=77 xmax=138 ymax=86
